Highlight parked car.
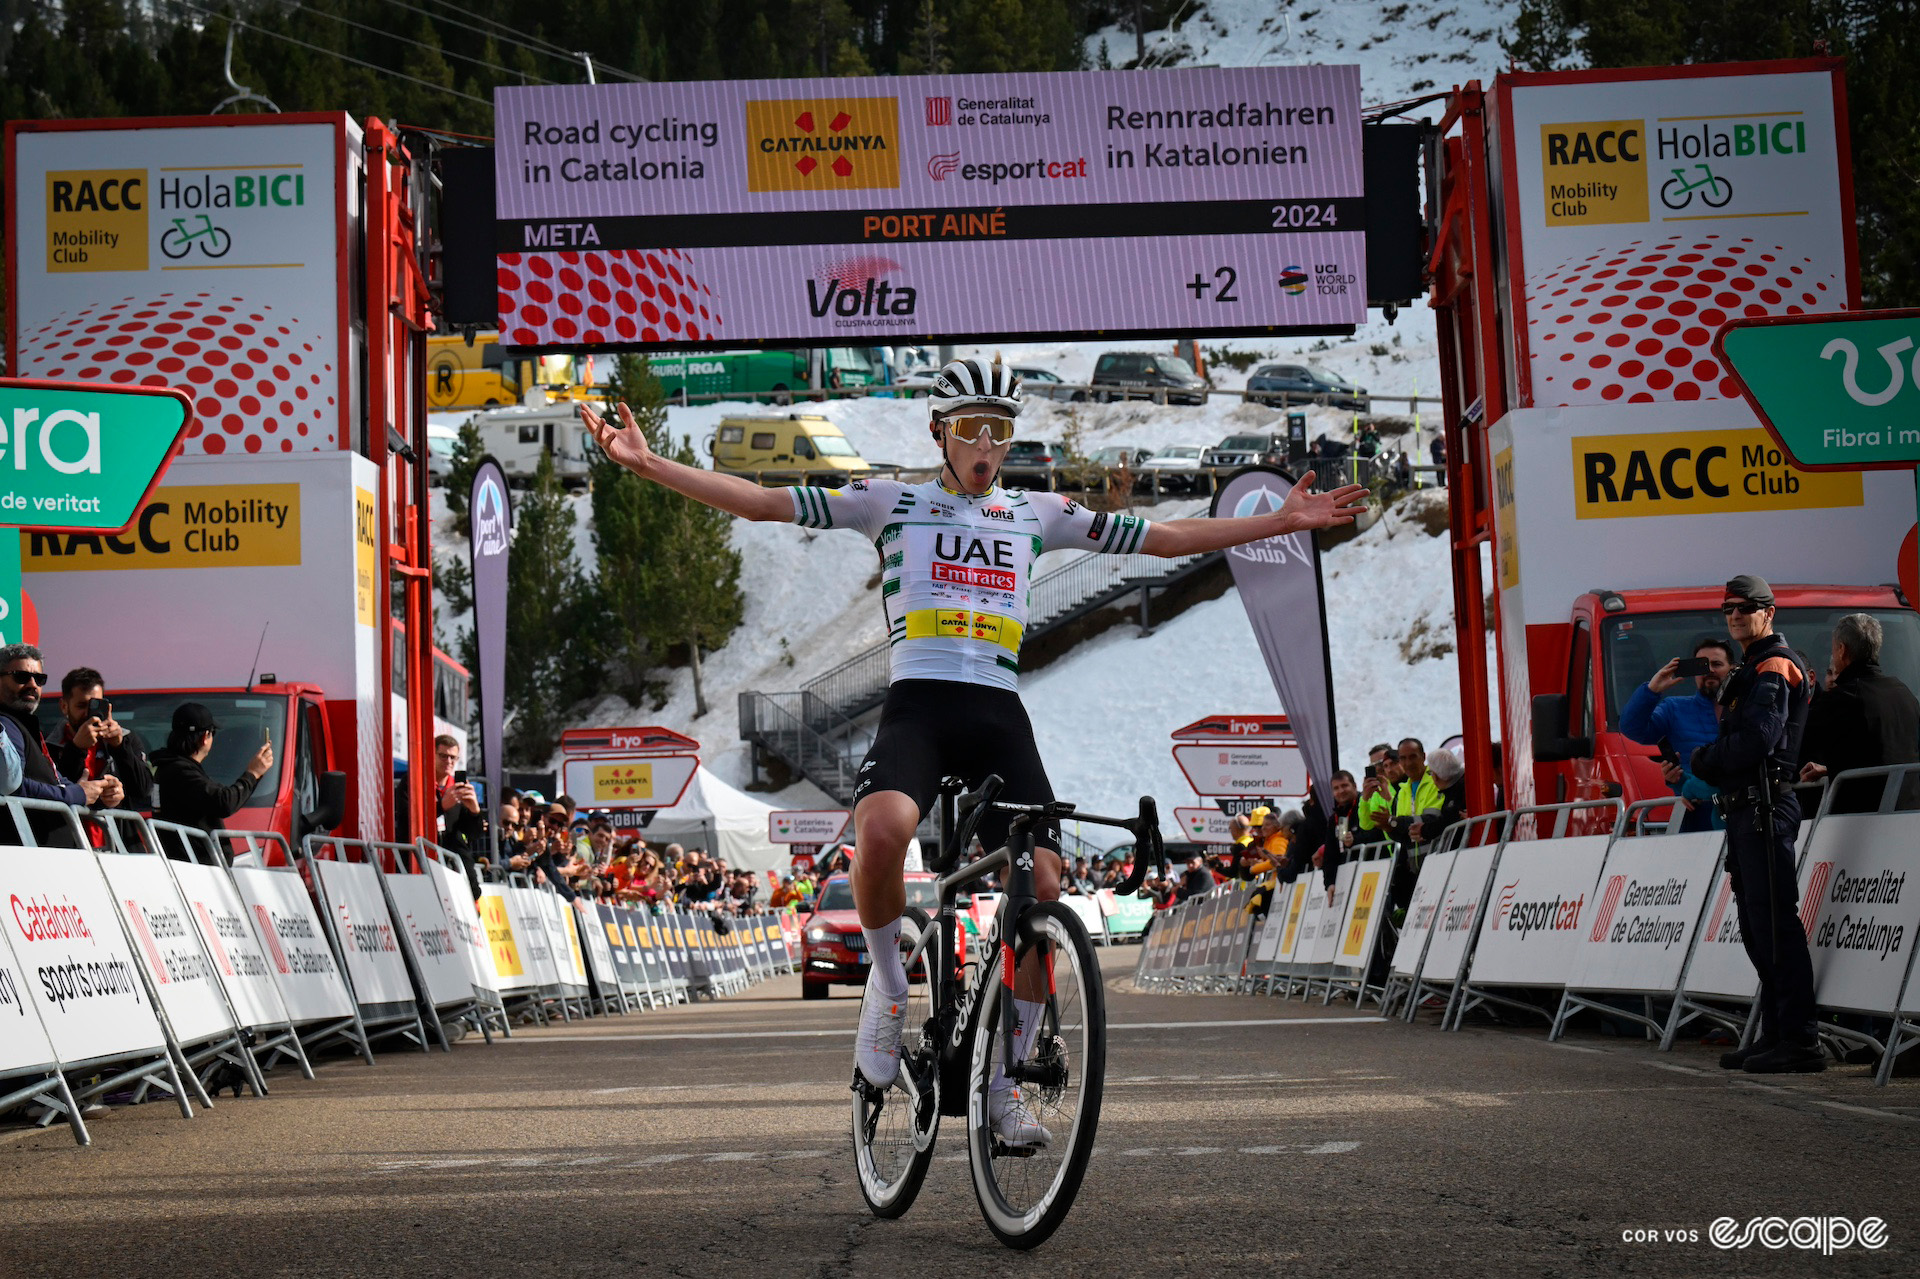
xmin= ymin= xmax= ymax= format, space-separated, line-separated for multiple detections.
xmin=1202 ymin=432 xmax=1289 ymax=471
xmin=708 ymin=413 xmax=876 ymax=485
xmin=1089 ymin=351 xmax=1209 ymax=405
xmin=801 ymin=873 xmax=939 ymax=999
xmin=425 ymin=421 xmax=459 ymax=485
xmin=1001 ymin=439 xmax=1071 ymax=490
xmin=1010 ymin=365 xmax=1077 ymax=401
xmin=1136 ymin=444 xmax=1207 ymax=492
xmin=1245 ymin=363 xmax=1369 ymax=411
xmin=1086 ymin=445 xmax=1152 ymax=467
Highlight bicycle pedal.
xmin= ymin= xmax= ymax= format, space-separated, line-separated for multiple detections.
xmin=991 ymin=1140 xmax=1041 ymax=1159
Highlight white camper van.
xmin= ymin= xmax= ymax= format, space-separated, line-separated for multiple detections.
xmin=470 ymin=398 xmax=602 ymax=486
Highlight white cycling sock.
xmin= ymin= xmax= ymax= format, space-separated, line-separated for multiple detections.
xmin=863 ymin=918 xmax=907 ymax=999
xmin=990 ymin=997 xmax=1047 ymax=1093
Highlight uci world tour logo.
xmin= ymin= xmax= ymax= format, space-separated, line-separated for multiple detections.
xmin=1278 ymin=265 xmax=1309 ymax=296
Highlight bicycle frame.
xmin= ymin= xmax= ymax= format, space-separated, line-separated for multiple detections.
xmin=904 ymin=775 xmax=1165 ymax=1100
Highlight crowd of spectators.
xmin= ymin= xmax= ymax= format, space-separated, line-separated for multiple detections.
xmin=0 ymin=644 xmax=273 ymax=843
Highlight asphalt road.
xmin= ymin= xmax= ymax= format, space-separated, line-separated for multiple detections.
xmin=3 ymin=949 xmax=1916 ymax=1277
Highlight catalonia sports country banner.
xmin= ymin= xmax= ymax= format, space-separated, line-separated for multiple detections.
xmin=1209 ymin=467 xmax=1338 ymax=815
xmin=469 ymin=457 xmax=512 ymax=860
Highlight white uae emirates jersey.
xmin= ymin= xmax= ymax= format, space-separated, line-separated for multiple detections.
xmin=789 ymin=478 xmax=1152 ymax=691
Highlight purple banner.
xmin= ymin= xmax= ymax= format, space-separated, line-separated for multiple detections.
xmin=492 ymin=67 xmax=1364 ymax=347
xmin=1209 ymin=467 xmax=1338 ymax=816
xmin=469 ymin=459 xmax=512 ymax=857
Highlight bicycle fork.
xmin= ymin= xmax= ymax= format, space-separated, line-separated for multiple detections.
xmin=997 ymin=815 xmax=1049 ymax=1086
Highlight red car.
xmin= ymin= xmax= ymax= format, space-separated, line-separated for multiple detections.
xmin=800 ymin=873 xmax=943 ymax=1000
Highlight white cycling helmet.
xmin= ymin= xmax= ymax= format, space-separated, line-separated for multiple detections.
xmin=927 ymin=356 xmax=1023 ymax=418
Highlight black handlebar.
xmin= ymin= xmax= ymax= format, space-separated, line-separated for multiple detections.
xmin=1116 ymin=796 xmax=1164 ymax=896
xmin=942 ymin=777 xmax=1166 ymax=897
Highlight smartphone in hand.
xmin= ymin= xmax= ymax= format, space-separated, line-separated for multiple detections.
xmin=1671 ymin=656 xmax=1711 ymax=678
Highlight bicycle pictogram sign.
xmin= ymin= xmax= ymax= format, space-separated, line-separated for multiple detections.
xmin=159 ymin=214 xmax=233 ymax=260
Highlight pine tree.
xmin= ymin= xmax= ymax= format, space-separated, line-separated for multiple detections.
xmin=896 ymin=0 xmax=951 ymax=75
xmin=589 ymin=354 xmax=745 ymax=717
xmin=442 ymin=418 xmax=488 ymax=536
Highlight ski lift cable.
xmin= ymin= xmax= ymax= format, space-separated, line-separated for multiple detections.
xmin=177 ymin=0 xmax=491 ymax=106
xmin=279 ymin=0 xmax=557 ymax=85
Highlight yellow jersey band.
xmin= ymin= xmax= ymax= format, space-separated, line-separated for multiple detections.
xmin=901 ymin=607 xmax=1025 ymax=652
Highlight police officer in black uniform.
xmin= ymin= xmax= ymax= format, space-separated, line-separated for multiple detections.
xmin=1689 ymin=576 xmax=1824 ymax=1073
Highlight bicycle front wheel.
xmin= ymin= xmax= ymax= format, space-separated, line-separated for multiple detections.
xmin=965 ymin=902 xmax=1106 ymax=1250
xmin=851 ymin=907 xmax=939 ymax=1218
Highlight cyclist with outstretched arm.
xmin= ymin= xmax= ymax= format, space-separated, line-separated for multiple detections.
xmin=583 ymin=358 xmax=1366 ymax=1145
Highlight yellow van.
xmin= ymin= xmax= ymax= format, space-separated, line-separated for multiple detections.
xmin=709 ymin=414 xmax=875 ymax=485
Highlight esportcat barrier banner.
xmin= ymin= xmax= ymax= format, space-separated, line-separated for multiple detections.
xmin=170 ymin=859 xmax=295 ymax=1032
xmin=97 ymin=853 xmax=239 ymax=1048
xmin=1561 ymin=831 xmax=1720 ymax=996
xmin=1463 ymin=834 xmax=1613 ymax=989
xmin=313 ymin=859 xmax=415 ymax=1008
xmin=492 ymin=66 xmax=1365 ymax=349
xmin=1802 ymin=812 xmax=1920 ymax=1015
xmin=228 ymin=864 xmax=355 ymax=1022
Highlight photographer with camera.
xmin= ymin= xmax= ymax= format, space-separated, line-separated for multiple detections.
xmin=53 ymin=667 xmax=153 ymax=812
xmin=1622 ymin=638 xmax=1735 ymax=832
xmin=0 ymin=646 xmax=121 ymax=843
xmin=149 ymin=702 xmax=274 ymax=840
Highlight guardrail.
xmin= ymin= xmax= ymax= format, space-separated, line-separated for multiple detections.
xmin=658 ymin=382 xmax=1441 ymax=415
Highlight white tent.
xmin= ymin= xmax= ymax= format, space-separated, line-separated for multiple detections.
xmin=638 ymin=767 xmax=784 ymax=873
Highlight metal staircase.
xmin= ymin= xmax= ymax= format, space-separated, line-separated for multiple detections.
xmin=740 ymin=546 xmax=1224 ymax=807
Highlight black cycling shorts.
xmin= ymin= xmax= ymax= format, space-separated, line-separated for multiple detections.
xmin=852 ymin=679 xmax=1061 ymax=855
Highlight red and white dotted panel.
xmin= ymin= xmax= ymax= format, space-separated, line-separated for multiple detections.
xmin=496 ymin=249 xmax=722 ymax=347
xmin=16 ymin=293 xmax=339 ymax=454
xmin=1528 ymin=233 xmax=1842 ymax=407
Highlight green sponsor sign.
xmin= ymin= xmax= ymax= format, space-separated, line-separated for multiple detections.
xmin=1716 ymin=310 xmax=1920 ymax=470
xmin=0 ymin=378 xmax=193 ymax=532
xmin=1104 ymin=893 xmax=1156 ymax=937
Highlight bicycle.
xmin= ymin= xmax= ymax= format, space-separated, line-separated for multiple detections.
xmin=850 ymin=774 xmax=1164 ymax=1249
xmin=159 ymin=214 xmax=233 ymax=260
xmin=1659 ymin=164 xmax=1733 ymax=211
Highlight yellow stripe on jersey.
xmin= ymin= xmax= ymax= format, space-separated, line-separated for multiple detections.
xmin=902 ymin=608 xmax=1025 ymax=652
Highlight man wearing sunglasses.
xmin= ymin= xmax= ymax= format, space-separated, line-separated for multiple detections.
xmin=1689 ymin=575 xmax=1822 ymax=1074
xmin=0 ymin=645 xmax=121 ymax=827
xmin=583 ymin=356 xmax=1366 ymax=1141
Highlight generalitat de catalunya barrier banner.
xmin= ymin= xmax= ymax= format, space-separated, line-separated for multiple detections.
xmin=492 ymin=66 xmax=1364 ymax=348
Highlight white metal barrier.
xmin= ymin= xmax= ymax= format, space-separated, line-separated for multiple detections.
xmin=1134 ymin=768 xmax=1920 ymax=1086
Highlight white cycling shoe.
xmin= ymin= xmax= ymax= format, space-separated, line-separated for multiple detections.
xmin=855 ymin=984 xmax=909 ymax=1089
xmin=987 ymin=1087 xmax=1053 ymax=1148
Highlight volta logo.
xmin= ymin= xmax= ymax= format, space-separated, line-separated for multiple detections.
xmin=1278 ymin=266 xmax=1308 ymax=296
xmin=745 ymin=97 xmax=901 ymax=192
xmin=926 ymin=97 xmax=952 ymax=126
xmin=1591 ymin=875 xmax=1626 ymax=942
xmin=927 ymin=151 xmax=961 ymax=181
xmin=806 ymin=255 xmax=918 ymax=319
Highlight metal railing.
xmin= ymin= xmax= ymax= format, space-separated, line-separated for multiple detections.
xmin=737 ymin=690 xmax=865 ymax=805
xmin=655 ymin=381 xmax=1440 ymax=415
xmin=793 ymin=546 xmax=1222 ymax=726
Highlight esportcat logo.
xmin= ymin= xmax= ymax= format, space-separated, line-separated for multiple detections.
xmin=1492 ymin=882 xmax=1584 ymax=936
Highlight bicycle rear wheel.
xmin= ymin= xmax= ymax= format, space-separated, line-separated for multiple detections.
xmin=965 ymin=902 xmax=1106 ymax=1249
xmin=851 ymin=908 xmax=940 ymax=1218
